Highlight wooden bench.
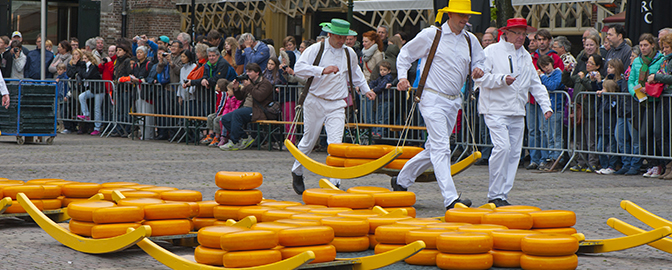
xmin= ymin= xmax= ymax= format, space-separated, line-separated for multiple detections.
xmin=129 ymin=113 xmax=208 ymax=144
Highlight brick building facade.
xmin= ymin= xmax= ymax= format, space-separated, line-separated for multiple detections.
xmin=98 ymin=0 xmax=182 ymax=45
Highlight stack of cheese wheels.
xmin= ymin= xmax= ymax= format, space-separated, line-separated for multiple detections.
xmin=489 ymin=229 xmax=540 ymax=268
xmin=346 ymin=186 xmax=416 ymax=216
xmin=321 ymin=216 xmax=370 ymax=252
xmin=141 ymin=201 xmax=194 ymax=236
xmin=529 ymin=210 xmax=578 ymax=235
xmin=193 ymin=201 xmax=219 ymax=230
xmin=402 ymin=227 xmax=453 ymax=266
xmin=61 ymin=183 xmax=102 ymax=207
xmin=436 ymin=231 xmax=494 ymax=270
xmin=195 ymin=225 xmax=241 ymax=266
xmin=326 ymin=144 xmax=424 ymax=170
xmin=374 ymin=223 xmax=425 ymax=255
xmin=67 ymin=200 xmax=117 ymax=237
xmin=520 ymin=234 xmax=579 ymax=270
xmin=278 ymin=226 xmax=336 ymax=264
xmin=445 ymin=208 xmax=494 ymax=224
xmin=213 ymin=171 xmax=264 ymax=221
xmin=220 ymin=229 xmax=283 ymax=268
xmin=1 ymin=183 xmax=62 ymax=213
xmin=90 ymin=204 xmax=144 ymax=239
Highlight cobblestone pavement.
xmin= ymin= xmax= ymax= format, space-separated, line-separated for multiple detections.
xmin=0 ymin=134 xmax=671 ymax=269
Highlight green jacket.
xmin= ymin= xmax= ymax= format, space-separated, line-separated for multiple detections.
xmin=628 ymin=52 xmax=665 ymax=101
xmin=653 ymin=53 xmax=672 ymax=95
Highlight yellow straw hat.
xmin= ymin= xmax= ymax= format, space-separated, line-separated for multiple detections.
xmin=435 ymin=0 xmax=481 ymax=23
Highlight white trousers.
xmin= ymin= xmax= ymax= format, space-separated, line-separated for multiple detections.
xmin=397 ymin=93 xmax=462 ymax=207
xmin=484 ymin=114 xmax=525 ymax=201
xmin=292 ymin=95 xmax=346 ymax=185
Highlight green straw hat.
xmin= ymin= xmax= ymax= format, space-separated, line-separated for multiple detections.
xmin=320 ymin=19 xmax=357 ymax=36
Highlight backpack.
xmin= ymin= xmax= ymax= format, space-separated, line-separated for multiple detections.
xmin=157 ymin=64 xmax=170 ymax=84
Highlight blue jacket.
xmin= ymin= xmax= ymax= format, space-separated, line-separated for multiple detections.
xmin=540 ymin=68 xmax=565 ymax=111
xmin=56 ymin=73 xmax=68 ymax=99
xmin=24 ymin=49 xmax=54 ymax=79
xmin=369 ymin=73 xmax=394 ymax=99
xmin=132 ymin=40 xmax=158 ymax=60
xmin=235 ymin=41 xmax=270 ymax=73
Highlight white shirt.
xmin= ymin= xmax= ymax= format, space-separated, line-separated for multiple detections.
xmin=0 ymin=70 xmax=8 ymax=95
xmin=294 ymin=38 xmax=371 ymax=100
xmin=397 ymin=24 xmax=485 ymax=96
xmin=474 ymin=39 xmax=552 ymax=116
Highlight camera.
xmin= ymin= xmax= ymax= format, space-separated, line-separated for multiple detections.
xmin=236 ymin=74 xmax=249 ymax=82
xmin=281 ymin=65 xmax=288 ymax=71
xmin=13 ymin=47 xmax=19 ymax=53
xmin=162 ymin=52 xmax=169 ymax=57
xmin=590 ymin=71 xmax=598 ymax=76
xmin=183 ymin=79 xmax=189 ymax=84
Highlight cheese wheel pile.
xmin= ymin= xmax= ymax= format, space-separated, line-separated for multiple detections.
xmin=213 ymin=171 xmax=264 ymax=221
xmin=326 ymin=144 xmax=424 ymax=170
xmin=195 ymin=225 xmax=283 ymax=267
xmin=1 ymin=181 xmax=63 ymax=213
xmin=302 ymin=186 xmax=416 ymax=214
xmin=436 ymin=231 xmax=494 ymax=270
xmin=529 ymin=210 xmax=578 ymax=235
xmin=520 ymin=234 xmax=579 ymax=270
xmin=192 ymin=201 xmax=219 ymax=230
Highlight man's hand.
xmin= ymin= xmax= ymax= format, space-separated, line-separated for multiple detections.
xmin=505 ymin=75 xmax=516 ymax=86
xmin=201 ymin=79 xmax=209 ymax=87
xmin=648 ymin=74 xmax=656 ymax=83
xmin=322 ymin=66 xmax=339 ymax=75
xmin=397 ymin=78 xmax=410 ymax=91
xmin=243 ymin=79 xmax=251 ymax=87
xmin=365 ymin=91 xmax=376 ymax=100
xmin=472 ymin=67 xmax=484 ymax=79
xmin=2 ymin=94 xmax=9 ymax=109
xmin=544 ymin=111 xmax=553 ymax=120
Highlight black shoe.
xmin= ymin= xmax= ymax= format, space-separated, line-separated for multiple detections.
xmin=488 ymin=198 xmax=511 ymax=207
xmin=446 ymin=197 xmax=473 ymax=210
xmin=390 ymin=176 xmax=407 ymax=191
xmin=474 ymin=159 xmax=489 ymax=166
xmin=109 ymin=132 xmax=121 ymax=137
xmin=292 ymin=172 xmax=305 ymax=195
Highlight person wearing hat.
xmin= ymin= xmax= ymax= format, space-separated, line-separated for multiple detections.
xmin=11 ymin=31 xmax=30 ymax=56
xmin=473 ymin=18 xmax=553 ymax=207
xmin=290 ymin=18 xmax=376 ymax=194
xmin=391 ymin=0 xmax=485 ymax=209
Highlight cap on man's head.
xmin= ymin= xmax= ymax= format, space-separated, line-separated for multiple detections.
xmin=159 ymin=36 xmax=170 ymax=44
xmin=12 ymin=31 xmax=21 ymax=38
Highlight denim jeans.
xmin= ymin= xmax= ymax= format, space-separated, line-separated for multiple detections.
xmin=374 ymin=100 xmax=391 ymax=135
xmin=597 ymin=133 xmax=619 ymax=169
xmin=616 ymin=117 xmax=641 ymax=170
xmin=362 ymin=98 xmax=375 ymax=125
xmin=546 ymin=110 xmax=563 ymax=160
xmin=79 ymin=90 xmax=104 ymax=131
xmin=526 ymin=103 xmax=546 ymax=164
xmin=220 ymin=107 xmax=252 ymax=143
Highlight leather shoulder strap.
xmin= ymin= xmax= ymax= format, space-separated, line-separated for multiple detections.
xmin=414 ymin=28 xmax=441 ymax=102
xmin=297 ymin=42 xmax=325 ymax=106
xmin=464 ymin=32 xmax=474 ymax=98
xmin=345 ymin=46 xmax=357 ymax=112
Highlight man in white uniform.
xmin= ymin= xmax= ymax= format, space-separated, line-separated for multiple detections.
xmin=0 ymin=70 xmax=10 ymax=109
xmin=291 ymin=19 xmax=376 ymax=194
xmin=474 ymin=18 xmax=553 ymax=207
xmin=391 ymin=0 xmax=485 ymax=209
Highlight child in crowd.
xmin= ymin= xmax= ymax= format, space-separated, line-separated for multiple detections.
xmin=201 ymin=79 xmax=242 ymax=147
xmin=595 ymin=59 xmax=624 ymax=175
xmin=55 ymin=63 xmax=69 ymax=133
xmin=263 ymin=57 xmax=286 ymax=86
xmin=215 ymin=81 xmax=243 ymax=147
xmin=537 ymin=55 xmax=565 ymax=171
xmin=368 ymin=61 xmax=394 ymax=138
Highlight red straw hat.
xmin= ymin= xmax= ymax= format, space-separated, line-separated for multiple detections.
xmin=499 ymin=18 xmax=537 ymax=33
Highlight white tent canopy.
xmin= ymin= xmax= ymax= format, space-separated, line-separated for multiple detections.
xmin=512 ymin=0 xmax=598 ymax=5
xmin=353 ymin=0 xmax=433 ymax=12
xmin=176 ymin=0 xmax=261 ymax=5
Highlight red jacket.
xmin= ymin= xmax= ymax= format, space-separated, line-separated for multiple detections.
xmin=99 ymin=55 xmax=117 ymax=103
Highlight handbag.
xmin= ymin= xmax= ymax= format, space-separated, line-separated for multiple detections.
xmin=255 ymin=99 xmax=281 ymax=120
xmin=645 ymin=82 xmax=664 ymax=98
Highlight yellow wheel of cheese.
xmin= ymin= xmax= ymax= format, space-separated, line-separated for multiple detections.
xmin=259 ymin=201 xmax=303 ymax=209
xmin=223 ymin=250 xmax=282 ymax=268
xmin=0 ymin=179 xmax=24 ymax=184
xmin=367 ymin=216 xmax=413 ymax=234
xmin=490 ymin=249 xmax=523 ymax=268
xmin=215 ymin=189 xmax=262 ymax=206
xmin=345 ymin=145 xmax=388 ymax=158
xmin=124 ymin=184 xmax=156 ymax=190
xmin=41 ymin=199 xmax=62 ymax=210
xmin=237 ymin=206 xmax=273 ymax=221
xmin=194 ymin=245 xmax=227 ymax=266
xmin=117 ymin=198 xmax=165 ymax=208
xmin=98 ymin=188 xmax=136 ymax=201
xmin=45 ymin=181 xmax=79 ymax=187
xmin=220 ymin=230 xmax=279 ymax=251
xmin=2 ymin=185 xmax=45 ymax=199
xmin=213 ymin=205 xmax=243 ymax=220
xmin=192 ymin=217 xmax=217 ymax=230
xmin=197 ymin=226 xmax=247 ymax=248
xmin=62 ymin=183 xmax=102 ymax=198
xmin=382 ymin=159 xmax=407 ymax=170
xmin=437 ymin=231 xmax=493 ymax=254
xmin=344 ymin=158 xmax=374 ymax=167
xmin=278 ymin=226 xmax=335 ymax=247
xmin=285 ymin=205 xmax=327 ymax=212
xmin=395 ymin=218 xmax=441 ymax=226
xmin=139 ymin=186 xmax=179 ymax=193
xmin=120 ymin=190 xmax=162 ymax=199
xmin=331 ymin=236 xmax=369 ymax=252
xmin=426 ymin=222 xmax=470 ymax=230
xmin=61 ymin=197 xmax=88 ymax=207
xmin=178 ymin=201 xmax=199 ymax=218
xmin=143 ymin=219 xmax=192 ymax=236
xmin=394 ymin=146 xmax=424 ymax=159
xmin=67 ymin=201 xmax=116 ymax=222
xmin=493 ymin=205 xmax=542 ymax=213
xmin=302 ymin=189 xmax=346 ymax=206
xmin=445 ymin=208 xmax=494 ymax=224
xmin=532 ymin=227 xmax=577 ymax=235
xmin=491 ymin=229 xmax=540 ymax=251
xmin=372 ymin=191 xmax=416 ymax=207
xmin=321 ymin=217 xmax=370 ymax=237
xmin=405 ymin=249 xmax=440 ymax=266
xmin=346 ymin=186 xmax=391 ymax=194
xmin=290 ymin=213 xmax=331 ymax=222
xmin=327 ymin=143 xmax=354 ymax=157
xmin=309 ymin=207 xmax=352 ymax=216
xmin=280 ymin=244 xmax=336 ymax=264
xmin=91 ymin=223 xmax=141 ymax=239
xmin=215 ymin=171 xmax=263 ymax=190
xmin=336 ymin=210 xmax=380 ymax=219
xmin=41 ymin=185 xmax=62 ymax=199
xmin=457 ymin=224 xmax=509 ymax=235
xmin=69 ymin=219 xmax=95 ymax=237
xmin=520 ymin=234 xmax=579 ymax=256
xmin=144 ymin=202 xmax=192 ymax=220
xmin=529 ymin=210 xmax=576 ymax=228
xmin=5 ymin=200 xmax=44 ymax=213
xmin=374 ymin=243 xmax=402 ymax=254
xmin=374 ymin=224 xmax=424 ymax=244
xmin=196 ymin=201 xmax=219 ymax=218
xmin=100 ymin=182 xmax=138 ymax=188
xmin=383 ymin=207 xmax=416 ymax=218
xmin=261 ymin=209 xmax=303 ymax=222
xmin=92 ymin=205 xmax=144 ymax=224
xmin=405 ymin=228 xmax=453 ymax=249
xmin=519 ymin=254 xmax=578 ymax=270
xmin=276 ymin=218 xmax=322 ymax=227
xmin=326 ymin=156 xmax=346 ymax=167
xmin=251 ymin=222 xmax=300 ymax=232
xmin=160 ymin=190 xmax=202 ymax=202
xmin=368 ymin=234 xmax=378 ymax=249
xmin=436 ymin=253 xmax=493 ymax=270
xmin=481 ymin=212 xmax=533 ymax=230
xmin=26 ymin=178 xmax=63 ymax=185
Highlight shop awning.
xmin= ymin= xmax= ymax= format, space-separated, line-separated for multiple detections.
xmin=603 ymin=11 xmax=625 ymax=23
xmin=512 ymin=0 xmax=597 ymax=5
xmin=353 ymin=0 xmax=433 ymax=12
xmin=176 ymin=0 xmax=262 ymax=5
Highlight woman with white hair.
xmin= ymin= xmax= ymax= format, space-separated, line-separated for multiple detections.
xmin=130 ymin=45 xmax=155 ymax=139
